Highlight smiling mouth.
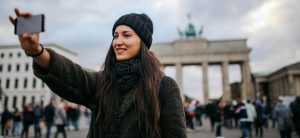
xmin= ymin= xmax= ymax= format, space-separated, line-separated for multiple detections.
xmin=116 ymin=48 xmax=127 ymax=54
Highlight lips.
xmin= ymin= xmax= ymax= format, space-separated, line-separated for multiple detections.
xmin=116 ymin=48 xmax=127 ymax=54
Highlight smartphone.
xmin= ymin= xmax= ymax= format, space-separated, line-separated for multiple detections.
xmin=14 ymin=14 xmax=45 ymax=35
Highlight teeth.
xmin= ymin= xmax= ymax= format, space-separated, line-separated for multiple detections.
xmin=117 ymin=49 xmax=126 ymax=53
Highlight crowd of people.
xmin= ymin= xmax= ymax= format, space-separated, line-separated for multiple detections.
xmin=184 ymin=96 xmax=300 ymax=138
xmin=0 ymin=98 xmax=91 ymax=138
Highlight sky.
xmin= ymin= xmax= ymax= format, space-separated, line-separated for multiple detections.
xmin=1 ymin=0 xmax=300 ymax=102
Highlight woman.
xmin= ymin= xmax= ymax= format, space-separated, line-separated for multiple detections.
xmin=9 ymin=8 xmax=187 ymax=138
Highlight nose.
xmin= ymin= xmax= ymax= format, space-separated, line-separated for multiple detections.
xmin=113 ymin=37 xmax=123 ymax=46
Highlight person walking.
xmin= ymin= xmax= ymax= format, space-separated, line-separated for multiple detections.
xmin=290 ymin=96 xmax=300 ymax=138
xmin=255 ymin=99 xmax=264 ymax=138
xmin=205 ymin=100 xmax=218 ymax=132
xmin=195 ymin=101 xmax=204 ymax=127
xmin=44 ymin=98 xmax=56 ymax=138
xmin=21 ymin=103 xmax=34 ymax=138
xmin=12 ymin=107 xmax=22 ymax=136
xmin=223 ymin=100 xmax=233 ymax=129
xmin=185 ymin=99 xmax=195 ymax=131
xmin=54 ymin=103 xmax=67 ymax=138
xmin=235 ymin=99 xmax=249 ymax=138
xmin=33 ymin=102 xmax=44 ymax=138
xmin=274 ymin=98 xmax=293 ymax=138
xmin=245 ymin=99 xmax=257 ymax=138
xmin=1 ymin=107 xmax=13 ymax=137
xmin=9 ymin=8 xmax=187 ymax=138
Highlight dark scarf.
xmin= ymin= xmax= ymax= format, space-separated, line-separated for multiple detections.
xmin=111 ymin=58 xmax=141 ymax=137
xmin=114 ymin=58 xmax=141 ymax=96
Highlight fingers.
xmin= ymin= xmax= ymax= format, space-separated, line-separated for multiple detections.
xmin=9 ymin=16 xmax=15 ymax=25
xmin=15 ymin=8 xmax=32 ymax=17
xmin=10 ymin=8 xmax=33 ymax=25
xmin=15 ymin=8 xmax=21 ymax=16
xmin=13 ymin=8 xmax=32 ymax=17
xmin=21 ymin=12 xmax=32 ymax=17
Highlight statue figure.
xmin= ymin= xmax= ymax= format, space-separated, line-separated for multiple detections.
xmin=177 ymin=13 xmax=204 ymax=39
xmin=185 ymin=23 xmax=196 ymax=38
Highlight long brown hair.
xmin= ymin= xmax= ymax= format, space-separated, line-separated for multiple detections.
xmin=96 ymin=41 xmax=164 ymax=137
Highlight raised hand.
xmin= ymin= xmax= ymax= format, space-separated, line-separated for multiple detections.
xmin=9 ymin=8 xmax=42 ymax=55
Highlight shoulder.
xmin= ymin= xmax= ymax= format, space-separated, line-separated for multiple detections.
xmin=161 ymin=76 xmax=178 ymax=88
xmin=159 ymin=76 xmax=181 ymax=102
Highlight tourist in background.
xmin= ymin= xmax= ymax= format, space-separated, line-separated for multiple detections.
xmin=205 ymin=100 xmax=218 ymax=132
xmin=44 ymin=98 xmax=56 ymax=138
xmin=245 ymin=99 xmax=257 ymax=138
xmin=274 ymin=98 xmax=293 ymax=138
xmin=21 ymin=103 xmax=34 ymax=138
xmin=290 ymin=96 xmax=300 ymax=138
xmin=235 ymin=98 xmax=249 ymax=138
xmin=185 ymin=99 xmax=195 ymax=131
xmin=195 ymin=100 xmax=204 ymax=127
xmin=1 ymin=107 xmax=13 ymax=137
xmin=223 ymin=100 xmax=233 ymax=129
xmin=33 ymin=102 xmax=44 ymax=138
xmin=255 ymin=99 xmax=264 ymax=138
xmin=54 ymin=103 xmax=67 ymax=138
xmin=12 ymin=107 xmax=22 ymax=136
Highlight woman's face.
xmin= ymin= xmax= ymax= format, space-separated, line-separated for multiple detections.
xmin=112 ymin=25 xmax=141 ymax=61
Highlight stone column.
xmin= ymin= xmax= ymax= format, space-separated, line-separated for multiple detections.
xmin=241 ymin=60 xmax=252 ymax=99
xmin=279 ymin=78 xmax=283 ymax=95
xmin=221 ymin=61 xmax=231 ymax=100
xmin=274 ymin=81 xmax=279 ymax=98
xmin=271 ymin=81 xmax=277 ymax=100
xmin=284 ymin=77 xmax=288 ymax=95
xmin=276 ymin=79 xmax=280 ymax=96
xmin=202 ymin=62 xmax=209 ymax=103
xmin=277 ymin=79 xmax=281 ymax=95
xmin=281 ymin=77 xmax=285 ymax=95
xmin=282 ymin=77 xmax=286 ymax=95
xmin=176 ymin=63 xmax=184 ymax=100
xmin=288 ymin=74 xmax=294 ymax=95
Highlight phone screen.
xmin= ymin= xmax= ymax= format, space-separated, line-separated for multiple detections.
xmin=14 ymin=14 xmax=45 ymax=35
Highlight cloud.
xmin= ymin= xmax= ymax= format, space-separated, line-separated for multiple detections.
xmin=243 ymin=0 xmax=300 ymax=72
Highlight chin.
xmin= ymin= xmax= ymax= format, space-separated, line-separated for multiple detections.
xmin=116 ymin=56 xmax=129 ymax=61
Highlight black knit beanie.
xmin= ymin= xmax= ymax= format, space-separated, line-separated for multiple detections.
xmin=112 ymin=13 xmax=153 ymax=49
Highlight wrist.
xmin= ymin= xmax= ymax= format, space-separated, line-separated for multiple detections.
xmin=25 ymin=44 xmax=44 ymax=58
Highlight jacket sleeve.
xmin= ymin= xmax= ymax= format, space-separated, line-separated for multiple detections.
xmin=33 ymin=48 xmax=98 ymax=109
xmin=160 ymin=76 xmax=187 ymax=138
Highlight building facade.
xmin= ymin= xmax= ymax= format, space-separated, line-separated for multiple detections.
xmin=254 ymin=62 xmax=300 ymax=103
xmin=151 ymin=38 xmax=253 ymax=103
xmin=0 ymin=44 xmax=77 ymax=111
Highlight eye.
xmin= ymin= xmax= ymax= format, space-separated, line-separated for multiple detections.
xmin=113 ymin=34 xmax=118 ymax=39
xmin=124 ymin=34 xmax=131 ymax=38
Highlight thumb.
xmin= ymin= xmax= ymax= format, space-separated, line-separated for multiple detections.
xmin=9 ymin=16 xmax=15 ymax=25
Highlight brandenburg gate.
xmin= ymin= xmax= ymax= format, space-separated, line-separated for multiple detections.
xmin=151 ymin=38 xmax=252 ymax=103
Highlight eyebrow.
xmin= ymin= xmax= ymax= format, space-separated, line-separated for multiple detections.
xmin=114 ymin=30 xmax=133 ymax=35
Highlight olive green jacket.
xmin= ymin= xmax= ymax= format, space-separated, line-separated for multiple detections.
xmin=33 ymin=49 xmax=187 ymax=138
